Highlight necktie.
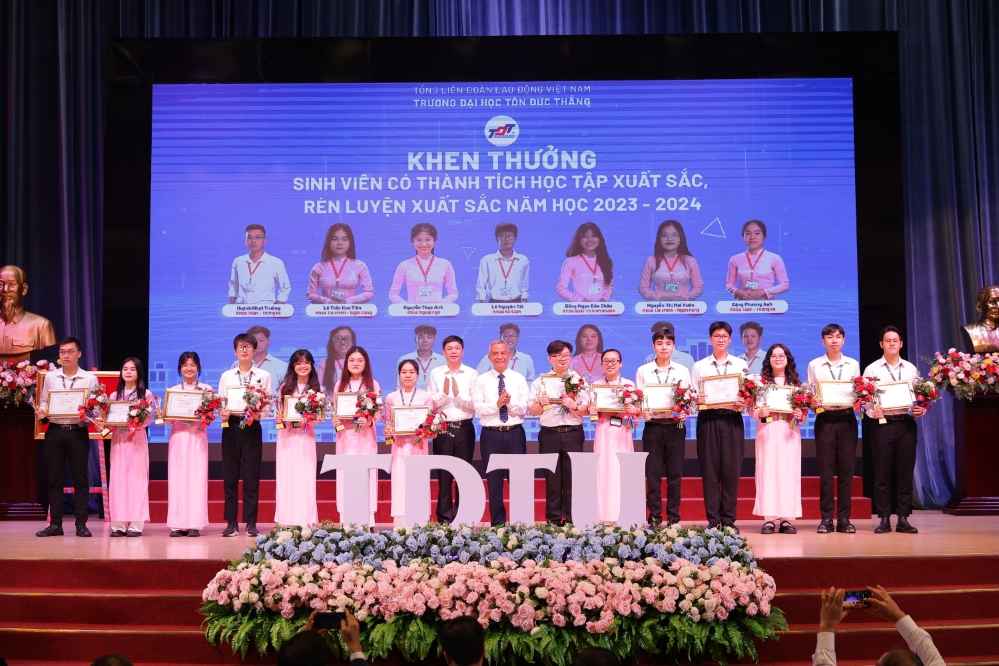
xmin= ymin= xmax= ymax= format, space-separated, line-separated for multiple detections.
xmin=498 ymin=373 xmax=508 ymax=422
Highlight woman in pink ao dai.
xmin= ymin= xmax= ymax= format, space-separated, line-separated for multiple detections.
xmin=107 ymin=357 xmax=154 ymax=537
xmin=332 ymin=346 xmax=381 ymax=526
xmin=588 ymin=350 xmax=641 ymax=523
xmin=751 ymin=343 xmax=805 ymax=535
xmin=383 ymin=359 xmax=434 ymax=527
xmin=274 ymin=350 xmax=321 ymax=527
xmin=162 ymin=352 xmax=211 ymax=537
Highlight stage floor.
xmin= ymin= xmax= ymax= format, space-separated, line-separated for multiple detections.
xmin=1 ymin=510 xmax=997 ymax=561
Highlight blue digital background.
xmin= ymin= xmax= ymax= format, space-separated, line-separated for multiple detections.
xmin=147 ymin=79 xmax=858 ymax=443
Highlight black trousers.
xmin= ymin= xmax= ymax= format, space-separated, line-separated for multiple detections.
xmin=479 ymin=425 xmax=526 ymax=525
xmin=696 ymin=410 xmax=745 ymax=527
xmin=432 ymin=420 xmax=475 ymax=523
xmin=643 ymin=421 xmax=685 ymax=525
xmin=221 ymin=416 xmax=263 ymax=525
xmin=815 ymin=410 xmax=858 ymax=521
xmin=538 ymin=425 xmax=585 ymax=523
xmin=45 ymin=425 xmax=91 ymax=527
xmin=870 ymin=416 xmax=917 ymax=518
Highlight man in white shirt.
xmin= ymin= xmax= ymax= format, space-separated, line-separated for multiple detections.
xmin=636 ymin=329 xmax=692 ymax=526
xmin=35 ymin=336 xmax=101 ymax=538
xmin=471 ymin=340 xmax=529 ymax=525
xmin=691 ymin=321 xmax=749 ymax=533
xmin=737 ymin=322 xmax=764 ymax=374
xmin=476 ymin=223 xmax=530 ymax=302
xmin=863 ymin=326 xmax=925 ymax=535
xmin=228 ymin=224 xmax=292 ymax=304
xmin=228 ymin=325 xmax=287 ymax=381
xmin=813 ymin=586 xmax=944 ymax=666
xmin=475 ymin=323 xmax=536 ymax=382
xmin=396 ymin=324 xmax=446 ymax=390
xmin=643 ymin=321 xmax=695 ymax=372
xmin=426 ymin=335 xmax=479 ymax=523
xmin=806 ymin=324 xmax=862 ymax=534
xmin=529 ymin=340 xmax=588 ymax=525
xmin=218 ymin=333 xmax=273 ymax=538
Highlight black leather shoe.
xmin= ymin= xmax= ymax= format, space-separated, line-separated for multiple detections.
xmin=874 ymin=517 xmax=892 ymax=534
xmin=836 ymin=520 xmax=856 ymax=534
xmin=170 ymin=530 xmax=188 ymax=537
xmin=760 ymin=521 xmax=776 ymax=534
xmin=110 ymin=530 xmax=126 ymax=537
xmin=895 ymin=517 xmax=918 ymax=534
xmin=222 ymin=523 xmax=239 ymax=537
xmin=36 ymin=525 xmax=64 ymax=537
xmin=778 ymin=520 xmax=797 ymax=534
xmin=126 ymin=530 xmax=142 ymax=537
xmin=816 ymin=519 xmax=834 ymax=534
xmin=187 ymin=529 xmax=200 ymax=537
xmin=246 ymin=524 xmax=259 ymax=537
xmin=76 ymin=525 xmax=93 ymax=537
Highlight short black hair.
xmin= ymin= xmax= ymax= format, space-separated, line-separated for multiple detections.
xmin=495 ymin=222 xmax=518 ymax=238
xmin=739 ymin=321 xmax=763 ymax=336
xmin=92 ymin=656 xmax=133 ymax=666
xmin=601 ymin=348 xmax=622 ymax=362
xmin=442 ymin=335 xmax=464 ymax=350
xmin=547 ymin=340 xmax=572 ymax=356
xmin=651 ymin=321 xmax=674 ymax=333
xmin=708 ymin=321 xmax=732 ymax=336
xmin=277 ymin=630 xmax=330 ymax=666
xmin=177 ymin=351 xmax=201 ymax=375
xmin=879 ymin=325 xmax=903 ymax=342
xmin=246 ymin=325 xmax=271 ymax=338
xmin=58 ymin=336 xmax=82 ymax=351
xmin=572 ymin=647 xmax=621 ymax=666
xmin=438 ymin=617 xmax=485 ymax=666
xmin=414 ymin=324 xmax=438 ymax=336
xmin=233 ymin=333 xmax=257 ymax=350
xmin=652 ymin=330 xmax=676 ymax=344
xmin=499 ymin=322 xmax=520 ymax=335
xmin=877 ymin=647 xmax=922 ymax=666
xmin=821 ymin=323 xmax=846 ymax=338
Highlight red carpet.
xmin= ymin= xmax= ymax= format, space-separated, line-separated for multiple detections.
xmin=3 ymin=555 xmax=998 ymax=665
xmin=147 ymin=476 xmax=872 ymax=523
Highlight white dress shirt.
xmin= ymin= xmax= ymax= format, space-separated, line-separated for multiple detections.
xmin=471 ymin=368 xmax=529 ymax=426
xmin=217 ymin=367 xmax=273 ymax=414
xmin=230 ymin=355 xmax=287 ymax=386
xmin=691 ymin=354 xmax=750 ymax=414
xmin=530 ymin=372 xmax=587 ymax=427
xmin=476 ymin=351 xmax=536 ymax=382
xmin=426 ymin=363 xmax=478 ymax=421
xmin=806 ymin=354 xmax=861 ymax=411
xmin=644 ymin=349 xmax=695 ymax=372
xmin=812 ymin=616 xmax=944 ymax=666
xmin=476 ymin=250 xmax=531 ymax=301
xmin=862 ymin=357 xmax=919 ymax=417
xmin=228 ymin=252 xmax=292 ymax=304
xmin=395 ymin=351 xmax=446 ymax=390
xmin=737 ymin=351 xmax=764 ymax=374
xmin=635 ymin=360 xmax=692 ymax=392
xmin=40 ymin=367 xmax=100 ymax=425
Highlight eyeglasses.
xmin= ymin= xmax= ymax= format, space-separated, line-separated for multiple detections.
xmin=660 ymin=232 xmax=681 ymax=240
xmin=331 ymin=336 xmax=353 ymax=344
xmin=245 ymin=234 xmax=265 ymax=241
xmin=549 ymin=354 xmax=571 ymax=361
xmin=58 ymin=349 xmax=78 ymax=356
xmin=602 ymin=359 xmax=621 ymax=365
xmin=501 ymin=333 xmax=519 ymax=340
xmin=236 ymin=345 xmax=255 ymax=352
xmin=497 ymin=233 xmax=517 ymax=240
xmin=711 ymin=334 xmax=730 ymax=341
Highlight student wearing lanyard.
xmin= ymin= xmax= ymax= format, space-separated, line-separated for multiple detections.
xmin=318 ymin=325 xmax=355 ymax=392
xmin=556 ymin=222 xmax=614 ymax=302
xmin=637 ymin=329 xmax=692 ymax=526
xmin=691 ymin=322 xmax=749 ymax=533
xmin=806 ymin=324 xmax=862 ymax=534
xmin=643 ymin=321 xmax=696 ymax=371
xmin=426 ymin=335 xmax=478 ymax=524
xmin=530 ymin=341 xmax=589 ymax=525
xmin=35 ymin=337 xmax=100 ymax=538
xmin=331 ymin=346 xmax=381 ymax=526
xmin=217 ymin=333 xmax=273 ymax=538
xmin=306 ymin=223 xmax=375 ymax=304
xmin=227 ymin=224 xmax=291 ymax=305
xmin=471 ymin=340 xmax=529 ymax=526
xmin=476 ymin=223 xmax=530 ymax=303
xmin=475 ymin=323 xmax=537 ymax=382
xmin=590 ymin=349 xmax=641 ymax=523
xmin=569 ymin=324 xmax=604 ymax=385
xmin=274 ymin=350 xmax=321 ymax=528
xmin=388 ymin=223 xmax=458 ymax=304
xmin=228 ymin=325 xmax=286 ymax=382
xmin=384 ymin=359 xmax=435 ymax=527
xmin=737 ymin=322 xmax=765 ymax=374
xmin=105 ymin=358 xmax=155 ymax=537
xmin=862 ymin=326 xmax=925 ymax=534
xmin=725 ymin=220 xmax=789 ymax=300
xmin=637 ymin=220 xmax=704 ymax=301
xmin=395 ymin=324 xmax=445 ymax=390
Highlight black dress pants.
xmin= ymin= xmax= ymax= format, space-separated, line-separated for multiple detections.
xmin=869 ymin=416 xmax=917 ymax=518
xmin=479 ymin=425 xmax=526 ymax=525
xmin=696 ymin=410 xmax=745 ymax=527
xmin=45 ymin=425 xmax=91 ymax=527
xmin=432 ymin=420 xmax=475 ymax=523
xmin=538 ymin=425 xmax=585 ymax=523
xmin=643 ymin=421 xmax=685 ymax=524
xmin=221 ymin=416 xmax=263 ymax=525
xmin=815 ymin=410 xmax=858 ymax=521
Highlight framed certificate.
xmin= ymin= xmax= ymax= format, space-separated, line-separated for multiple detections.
xmin=644 ymin=383 xmax=676 ymax=414
xmin=283 ymin=395 xmax=325 ymax=423
xmin=759 ymin=385 xmax=793 ymax=414
xmin=224 ymin=386 xmax=247 ymax=413
xmin=816 ymin=380 xmax=855 ymax=408
xmin=700 ymin=374 xmax=743 ymax=409
xmin=539 ymin=374 xmax=565 ymax=401
xmin=46 ymin=389 xmax=88 ymax=418
xmin=104 ymin=401 xmax=133 ymax=427
xmin=878 ymin=381 xmax=915 ymax=413
xmin=333 ymin=392 xmax=359 ymax=419
xmin=163 ymin=389 xmax=203 ymax=421
xmin=590 ymin=384 xmax=627 ymax=412
xmin=391 ymin=405 xmax=432 ymax=435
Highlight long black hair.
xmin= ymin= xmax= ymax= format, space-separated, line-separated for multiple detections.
xmin=319 ymin=223 xmax=357 ymax=262
xmin=116 ymin=357 xmax=147 ymax=399
xmin=653 ymin=220 xmax=694 ymax=263
xmin=336 ymin=346 xmax=374 ymax=392
xmin=761 ymin=343 xmax=801 ymax=386
xmin=566 ymin=222 xmax=613 ymax=284
xmin=280 ymin=350 xmax=322 ymax=397
xmin=323 ymin=325 xmax=356 ymax=389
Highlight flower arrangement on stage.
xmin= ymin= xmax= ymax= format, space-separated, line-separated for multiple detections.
xmin=738 ymin=373 xmax=764 ymax=405
xmin=195 ymin=390 xmax=224 ymax=431
xmin=851 ymin=376 xmax=882 ymax=412
xmin=78 ymin=383 xmax=110 ymax=435
xmin=560 ymin=370 xmax=588 ymax=414
xmin=616 ymin=387 xmax=643 ymax=428
xmin=354 ymin=391 xmax=383 ymax=432
xmin=201 ymin=523 xmax=784 ymax=665
xmin=124 ymin=398 xmax=153 ymax=442
xmin=293 ymin=389 xmax=327 ymax=431
xmin=0 ymin=358 xmax=56 ymax=406
xmin=912 ymin=378 xmax=940 ymax=411
xmin=413 ymin=408 xmax=451 ymax=448
xmin=790 ymin=385 xmax=815 ymax=412
xmin=923 ymin=349 xmax=999 ymax=400
xmin=669 ymin=384 xmax=695 ymax=427
xmin=240 ymin=385 xmax=271 ymax=429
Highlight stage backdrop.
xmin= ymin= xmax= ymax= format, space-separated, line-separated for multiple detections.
xmin=146 ymin=78 xmax=858 ymax=444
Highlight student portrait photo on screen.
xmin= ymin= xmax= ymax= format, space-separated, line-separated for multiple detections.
xmin=227 ymin=223 xmax=291 ymax=304
xmin=570 ymin=323 xmax=604 ymax=384
xmin=306 ymin=223 xmax=375 ymax=304
xmin=388 ymin=223 xmax=458 ymax=304
xmin=726 ymin=220 xmax=789 ymax=300
xmin=317 ymin=325 xmax=356 ymax=391
xmin=476 ymin=222 xmax=530 ymax=303
xmin=638 ymin=220 xmax=704 ymax=301
xmin=556 ymin=222 xmax=614 ymax=302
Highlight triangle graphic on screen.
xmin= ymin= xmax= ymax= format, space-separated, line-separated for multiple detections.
xmin=462 ymin=247 xmax=476 ymax=258
xmin=700 ymin=218 xmax=726 ymax=238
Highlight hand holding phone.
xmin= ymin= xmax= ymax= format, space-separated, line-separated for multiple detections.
xmin=842 ymin=589 xmax=870 ymax=609
xmin=313 ymin=610 xmax=345 ymax=631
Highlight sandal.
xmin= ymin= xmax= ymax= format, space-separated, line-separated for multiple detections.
xmin=778 ymin=520 xmax=797 ymax=534
xmin=760 ymin=521 xmax=776 ymax=534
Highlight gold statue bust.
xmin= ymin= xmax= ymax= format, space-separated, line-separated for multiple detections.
xmin=961 ymin=285 xmax=999 ymax=353
xmin=0 ymin=265 xmax=57 ymax=363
